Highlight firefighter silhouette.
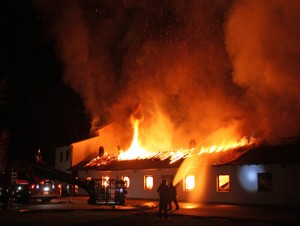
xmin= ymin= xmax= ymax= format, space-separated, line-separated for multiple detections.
xmin=168 ymin=181 xmax=179 ymax=210
xmin=157 ymin=178 xmax=169 ymax=218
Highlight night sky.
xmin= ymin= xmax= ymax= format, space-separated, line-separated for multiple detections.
xmin=1 ymin=1 xmax=90 ymax=164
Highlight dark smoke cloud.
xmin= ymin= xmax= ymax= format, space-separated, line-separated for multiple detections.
xmin=35 ymin=0 xmax=300 ymax=149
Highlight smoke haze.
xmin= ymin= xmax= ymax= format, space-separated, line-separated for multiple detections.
xmin=226 ymin=0 xmax=300 ymax=143
xmin=35 ymin=0 xmax=300 ymax=149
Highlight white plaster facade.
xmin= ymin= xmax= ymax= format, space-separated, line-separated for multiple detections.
xmin=55 ymin=145 xmax=72 ymax=173
xmin=77 ymin=162 xmax=300 ymax=206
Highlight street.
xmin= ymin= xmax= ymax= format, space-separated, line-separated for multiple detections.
xmin=1 ymin=196 xmax=299 ymax=226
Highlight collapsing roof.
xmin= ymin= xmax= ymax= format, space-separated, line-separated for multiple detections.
xmin=72 ymin=139 xmax=300 ymax=172
xmin=72 ymin=153 xmax=184 ymax=171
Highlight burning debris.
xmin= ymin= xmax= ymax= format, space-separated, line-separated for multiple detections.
xmin=84 ymin=141 xmax=254 ymax=168
xmin=84 ymin=152 xmax=117 ymax=168
xmin=84 ymin=114 xmax=256 ymax=168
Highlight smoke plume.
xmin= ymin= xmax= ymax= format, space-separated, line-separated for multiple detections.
xmin=35 ymin=0 xmax=300 ymax=149
xmin=226 ymin=0 xmax=300 ymax=142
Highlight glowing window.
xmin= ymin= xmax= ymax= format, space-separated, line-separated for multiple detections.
xmin=144 ymin=176 xmax=153 ymax=190
xmin=102 ymin=176 xmax=109 ymax=187
xmin=122 ymin=176 xmax=130 ymax=188
xmin=185 ymin=175 xmax=195 ymax=190
xmin=217 ymin=175 xmax=230 ymax=192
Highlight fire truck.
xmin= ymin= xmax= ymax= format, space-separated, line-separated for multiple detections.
xmin=30 ymin=179 xmax=62 ymax=203
xmin=29 ymin=162 xmax=128 ymax=205
xmin=1 ymin=163 xmax=127 ymax=205
xmin=11 ymin=179 xmax=31 ymax=203
xmin=87 ymin=178 xmax=127 ymax=205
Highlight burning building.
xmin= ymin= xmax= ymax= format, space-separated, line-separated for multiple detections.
xmin=42 ymin=0 xmax=300 ymax=206
xmin=63 ymin=116 xmax=300 ymax=207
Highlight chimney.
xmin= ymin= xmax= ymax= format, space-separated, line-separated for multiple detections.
xmin=99 ymin=146 xmax=104 ymax=157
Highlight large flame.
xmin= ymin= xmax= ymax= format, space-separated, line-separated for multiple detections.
xmin=116 ymin=114 xmax=254 ymax=163
xmin=84 ymin=114 xmax=255 ymax=168
xmin=118 ymin=115 xmax=155 ymax=160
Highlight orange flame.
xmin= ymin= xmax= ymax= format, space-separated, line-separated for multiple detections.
xmin=197 ymin=137 xmax=251 ymax=155
xmin=116 ymin=115 xmax=255 ymax=163
xmin=84 ymin=115 xmax=255 ymax=168
xmin=118 ymin=114 xmax=155 ymax=160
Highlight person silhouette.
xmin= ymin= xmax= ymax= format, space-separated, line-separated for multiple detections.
xmin=168 ymin=181 xmax=179 ymax=210
xmin=157 ymin=178 xmax=169 ymax=218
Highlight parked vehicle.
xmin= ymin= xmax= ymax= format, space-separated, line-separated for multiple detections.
xmin=25 ymin=162 xmax=128 ymax=205
xmin=30 ymin=179 xmax=62 ymax=202
xmin=11 ymin=179 xmax=31 ymax=203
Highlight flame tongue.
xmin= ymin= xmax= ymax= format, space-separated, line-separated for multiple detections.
xmin=117 ymin=114 xmax=254 ymax=163
xmin=84 ymin=115 xmax=255 ymax=168
xmin=198 ymin=137 xmax=251 ymax=155
xmin=118 ymin=115 xmax=154 ymax=160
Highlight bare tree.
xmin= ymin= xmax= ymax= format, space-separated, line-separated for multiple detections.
xmin=0 ymin=78 xmax=8 ymax=172
xmin=0 ymin=130 xmax=9 ymax=172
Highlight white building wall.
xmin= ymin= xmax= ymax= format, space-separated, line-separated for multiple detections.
xmin=190 ymin=163 xmax=300 ymax=206
xmin=70 ymin=123 xmax=127 ymax=167
xmin=55 ymin=146 xmax=72 ymax=173
xmin=77 ymin=163 xmax=300 ymax=206
xmin=78 ymin=168 xmax=178 ymax=199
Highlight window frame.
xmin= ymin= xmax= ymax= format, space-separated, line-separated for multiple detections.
xmin=184 ymin=175 xmax=195 ymax=191
xmin=257 ymin=172 xmax=273 ymax=192
xmin=122 ymin=176 xmax=130 ymax=188
xmin=144 ymin=175 xmax=154 ymax=190
xmin=217 ymin=174 xmax=230 ymax=192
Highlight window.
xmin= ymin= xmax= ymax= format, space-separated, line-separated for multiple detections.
xmin=102 ymin=176 xmax=109 ymax=187
xmin=144 ymin=176 xmax=153 ymax=190
xmin=59 ymin=151 xmax=63 ymax=162
xmin=217 ymin=174 xmax=230 ymax=192
xmin=184 ymin=175 xmax=195 ymax=190
xmin=257 ymin=173 xmax=272 ymax=192
xmin=66 ymin=150 xmax=69 ymax=161
xmin=122 ymin=176 xmax=130 ymax=188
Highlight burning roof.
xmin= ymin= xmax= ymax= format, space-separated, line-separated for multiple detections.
xmin=73 ymin=144 xmax=250 ymax=171
xmin=72 ymin=113 xmax=258 ymax=171
xmin=71 ymin=101 xmax=300 ymax=172
xmin=72 ymin=138 xmax=300 ymax=172
xmin=96 ymin=158 xmax=184 ymax=171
